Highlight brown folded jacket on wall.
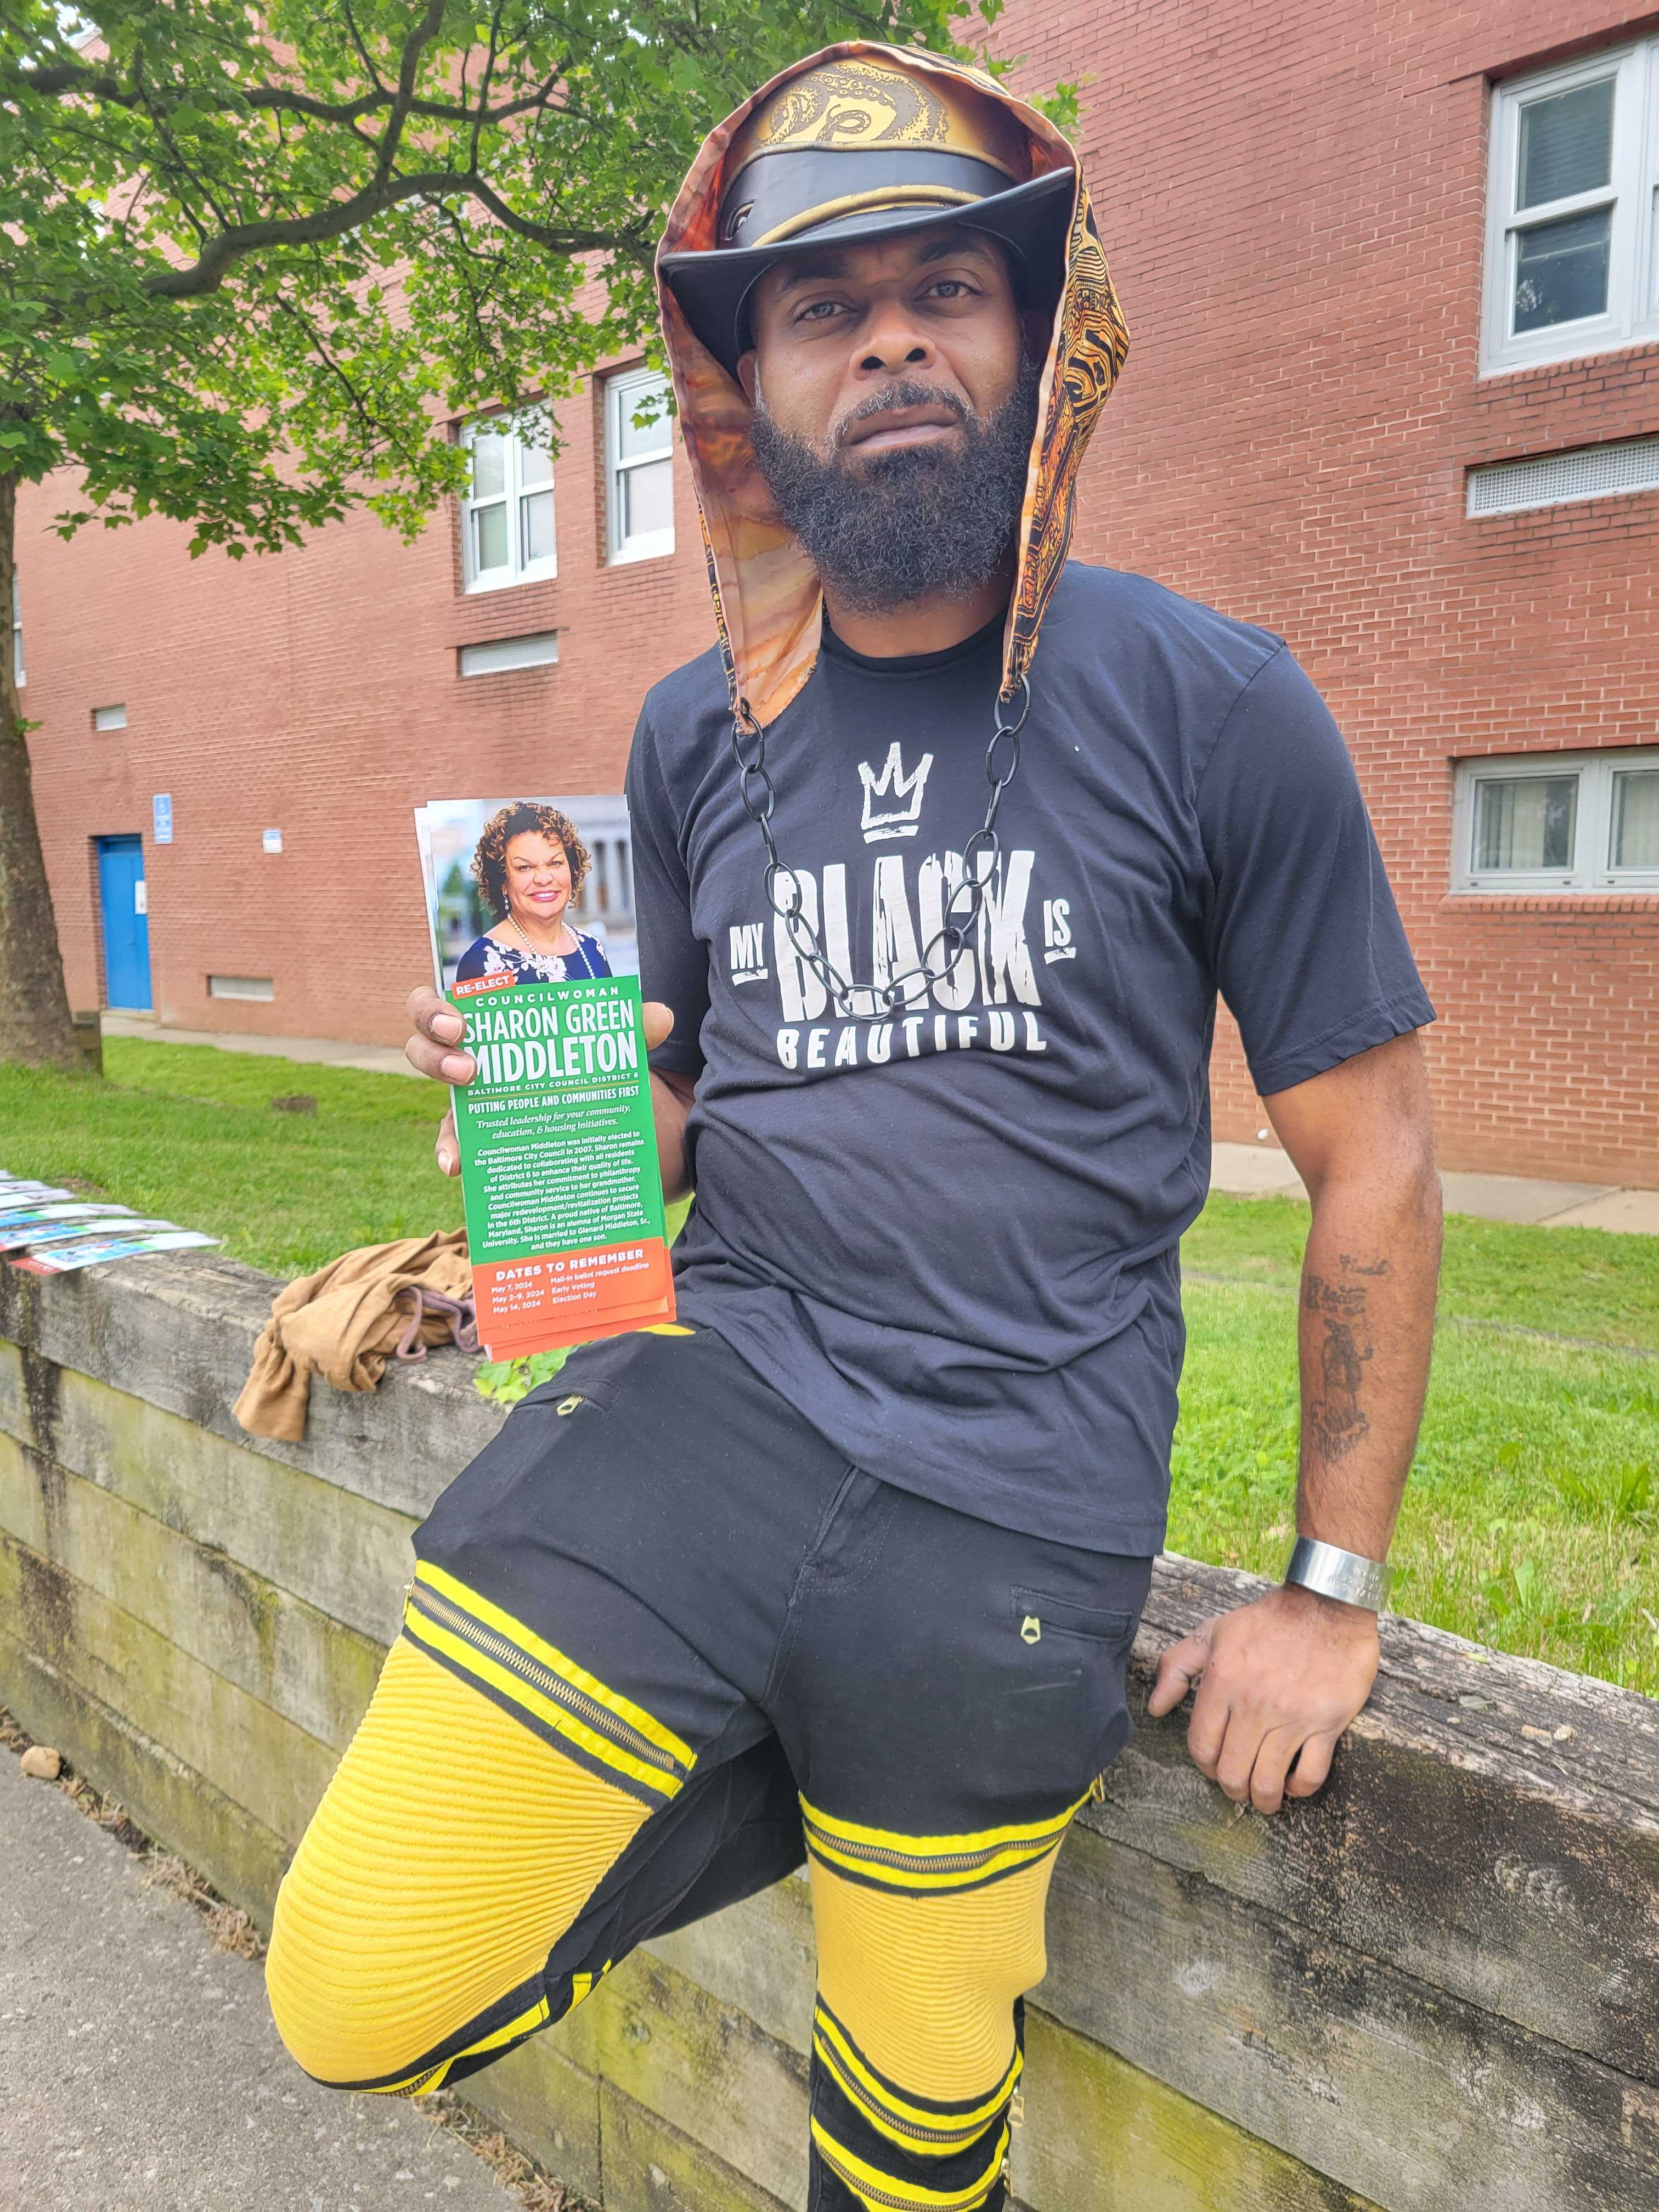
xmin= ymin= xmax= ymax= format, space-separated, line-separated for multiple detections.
xmin=233 ymin=1229 xmax=476 ymax=1443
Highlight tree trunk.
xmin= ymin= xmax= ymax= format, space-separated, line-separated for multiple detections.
xmin=0 ymin=472 xmax=87 ymax=1072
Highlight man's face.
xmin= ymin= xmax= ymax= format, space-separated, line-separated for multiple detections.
xmin=738 ymin=227 xmax=1028 ymax=458
xmin=737 ymin=225 xmax=1046 ymax=614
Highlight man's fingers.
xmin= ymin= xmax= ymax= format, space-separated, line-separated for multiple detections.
xmin=642 ymin=1001 xmax=674 ymax=1053
xmin=1212 ymin=1708 xmax=1262 ymax=1804
xmin=436 ymin=1109 xmax=459 ymax=1178
xmin=1147 ymin=1628 xmax=1212 ymax=1717
xmin=406 ymin=1031 xmax=477 ymax=1084
xmin=1184 ymin=1675 xmax=1229 ymax=1781
xmin=1246 ymin=1725 xmax=1303 ymax=1815
xmin=1215 ymin=1718 xmax=1299 ymax=1812
xmin=1284 ymin=1731 xmax=1340 ymax=1800
xmin=407 ymin=985 xmax=465 ymax=1045
xmin=404 ymin=985 xmax=474 ymax=1081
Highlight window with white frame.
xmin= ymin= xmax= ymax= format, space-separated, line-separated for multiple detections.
xmin=606 ymin=368 xmax=674 ymax=563
xmin=460 ymin=408 xmax=556 ymax=590
xmin=10 ymin=576 xmax=21 ymax=689
xmin=1482 ymin=39 xmax=1659 ymax=374
xmin=1452 ymin=748 xmax=1659 ymax=891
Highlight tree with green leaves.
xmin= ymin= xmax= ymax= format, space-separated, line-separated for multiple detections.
xmin=2 ymin=0 xmax=1069 ymax=1068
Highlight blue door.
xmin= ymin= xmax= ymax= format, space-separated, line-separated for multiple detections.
xmin=97 ymin=836 xmax=151 ymax=1011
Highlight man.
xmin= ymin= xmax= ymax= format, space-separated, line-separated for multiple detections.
xmin=267 ymin=46 xmax=1441 ymax=2211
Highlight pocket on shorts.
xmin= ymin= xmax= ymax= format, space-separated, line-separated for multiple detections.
xmin=1007 ymin=1584 xmax=1143 ymax=1789
xmin=518 ymin=1377 xmax=616 ymax=1417
xmin=516 ymin=1325 xmax=699 ymax=1416
xmin=1009 ymin=1587 xmax=1137 ymax=1647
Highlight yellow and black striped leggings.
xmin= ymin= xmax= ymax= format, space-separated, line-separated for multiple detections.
xmin=267 ymin=1326 xmax=1151 ymax=2211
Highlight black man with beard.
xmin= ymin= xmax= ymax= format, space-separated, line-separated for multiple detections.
xmin=269 ymin=47 xmax=1442 ymax=2212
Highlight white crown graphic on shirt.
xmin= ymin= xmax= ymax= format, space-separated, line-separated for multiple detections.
xmin=857 ymin=743 xmax=934 ymax=843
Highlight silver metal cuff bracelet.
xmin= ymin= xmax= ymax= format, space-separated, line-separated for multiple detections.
xmin=1284 ymin=1536 xmax=1395 ymax=1613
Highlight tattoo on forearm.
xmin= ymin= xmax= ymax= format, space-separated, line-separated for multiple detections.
xmin=1302 ymin=1270 xmax=1373 ymax=1462
xmin=1339 ymin=1252 xmax=1391 ymax=1278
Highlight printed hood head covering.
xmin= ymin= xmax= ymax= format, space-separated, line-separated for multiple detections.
xmin=655 ymin=43 xmax=1130 ymax=727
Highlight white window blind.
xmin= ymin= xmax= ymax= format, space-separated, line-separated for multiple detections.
xmin=1482 ymin=40 xmax=1659 ymax=374
xmin=461 ymin=408 xmax=557 ymax=590
xmin=1452 ymin=747 xmax=1659 ymax=891
xmin=606 ymin=369 xmax=675 ymax=564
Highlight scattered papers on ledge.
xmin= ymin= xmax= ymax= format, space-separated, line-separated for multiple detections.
xmin=0 ymin=1175 xmax=219 ymax=1274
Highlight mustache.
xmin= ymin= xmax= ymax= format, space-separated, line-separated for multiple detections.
xmin=747 ymin=354 xmax=1041 ymax=614
xmin=833 ymin=380 xmax=970 ymax=452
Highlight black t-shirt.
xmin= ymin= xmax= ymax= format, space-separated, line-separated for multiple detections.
xmin=625 ymin=562 xmax=1434 ymax=1554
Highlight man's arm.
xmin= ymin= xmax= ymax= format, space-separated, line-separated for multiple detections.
xmin=1148 ymin=1030 xmax=1441 ymax=1812
xmin=405 ymin=989 xmax=693 ymax=1198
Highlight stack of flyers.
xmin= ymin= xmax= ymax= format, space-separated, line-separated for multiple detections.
xmin=0 ymin=1178 xmax=220 ymax=1274
xmin=415 ymin=799 xmax=675 ymax=1361
xmin=0 ymin=1179 xmax=75 ymax=1206
xmin=0 ymin=1203 xmax=137 ymax=1250
xmin=13 ymin=1228 xmax=219 ymax=1274
xmin=0 ymin=1214 xmax=174 ymax=1254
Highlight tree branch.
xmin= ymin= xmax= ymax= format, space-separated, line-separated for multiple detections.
xmin=462 ymin=172 xmax=654 ymax=263
xmin=330 ymin=0 xmax=383 ymax=98
xmin=6 ymin=58 xmax=580 ymax=133
xmin=140 ymin=167 xmax=647 ymax=298
xmin=469 ymin=1 xmax=503 ymax=173
xmin=369 ymin=0 xmax=447 ymax=190
xmin=268 ymin=293 xmax=424 ymax=476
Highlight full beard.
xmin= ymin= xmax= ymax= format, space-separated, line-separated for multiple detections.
xmin=747 ymin=357 xmax=1042 ymax=615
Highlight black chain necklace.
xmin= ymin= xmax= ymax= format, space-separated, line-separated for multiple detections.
xmin=729 ymin=673 xmax=1032 ymax=1022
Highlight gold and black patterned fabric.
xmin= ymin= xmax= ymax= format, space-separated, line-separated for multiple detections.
xmin=268 ymin=1326 xmax=1150 ymax=2211
xmin=655 ymin=44 xmax=1130 ymax=729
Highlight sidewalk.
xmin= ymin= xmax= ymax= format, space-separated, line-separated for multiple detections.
xmin=101 ymin=1013 xmax=416 ymax=1080
xmin=1210 ymin=1141 xmax=1659 ymax=1234
xmin=105 ymin=1014 xmax=1658 ymax=1235
xmin=0 ymin=1746 xmax=519 ymax=2212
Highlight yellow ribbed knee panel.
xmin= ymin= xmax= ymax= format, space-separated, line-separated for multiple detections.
xmin=267 ymin=1635 xmax=648 ymax=2086
xmin=808 ymin=1848 xmax=1057 ymax=2103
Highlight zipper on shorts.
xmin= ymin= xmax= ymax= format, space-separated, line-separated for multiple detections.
xmin=814 ymin=2036 xmax=997 ymax=2149
xmin=814 ymin=2129 xmax=1006 ymax=2211
xmin=407 ymin=1579 xmax=684 ymax=1784
xmin=800 ymin=1808 xmax=1060 ymax=1879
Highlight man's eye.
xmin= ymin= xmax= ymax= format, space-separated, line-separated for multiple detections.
xmin=795 ymin=300 xmax=842 ymax=323
xmin=927 ymin=279 xmax=977 ymax=300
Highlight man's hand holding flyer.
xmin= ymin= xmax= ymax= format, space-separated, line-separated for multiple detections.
xmin=416 ymin=797 xmax=675 ymax=1359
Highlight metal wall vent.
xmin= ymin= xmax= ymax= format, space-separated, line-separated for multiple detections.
xmin=1467 ymin=435 xmax=1659 ymax=517
xmin=459 ymin=630 xmax=560 ymax=677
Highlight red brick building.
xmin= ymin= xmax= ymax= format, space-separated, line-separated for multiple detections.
xmin=14 ymin=0 xmax=1658 ymax=1181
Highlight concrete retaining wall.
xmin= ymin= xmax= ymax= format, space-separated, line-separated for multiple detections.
xmin=1 ymin=1250 xmax=1655 ymax=2212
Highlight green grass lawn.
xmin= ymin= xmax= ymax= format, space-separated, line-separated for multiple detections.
xmin=0 ymin=1037 xmax=464 ymax=1278
xmin=2 ymin=1039 xmax=1654 ymax=1694
xmin=1178 ymin=1198 xmax=1657 ymax=1695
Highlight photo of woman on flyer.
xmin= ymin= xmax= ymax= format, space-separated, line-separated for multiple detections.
xmin=455 ymin=802 xmax=612 ymax=986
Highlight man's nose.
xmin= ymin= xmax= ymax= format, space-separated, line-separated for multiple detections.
xmin=855 ymin=298 xmax=935 ymax=375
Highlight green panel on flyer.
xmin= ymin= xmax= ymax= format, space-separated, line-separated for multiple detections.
xmin=447 ymin=973 xmax=675 ymax=1356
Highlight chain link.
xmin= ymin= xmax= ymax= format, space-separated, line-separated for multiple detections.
xmin=730 ymin=676 xmax=1032 ymax=1022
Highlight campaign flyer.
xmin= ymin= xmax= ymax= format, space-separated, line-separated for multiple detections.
xmin=12 ymin=1228 xmax=219 ymax=1274
xmin=416 ymin=799 xmax=674 ymax=1360
xmin=0 ymin=1201 xmax=135 ymax=1231
xmin=0 ymin=1215 xmax=174 ymax=1254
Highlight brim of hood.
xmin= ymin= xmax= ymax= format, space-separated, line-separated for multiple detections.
xmin=659 ymin=166 xmax=1075 ymax=379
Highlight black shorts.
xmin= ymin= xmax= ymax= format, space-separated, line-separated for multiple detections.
xmin=269 ymin=1323 xmax=1152 ymax=2212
